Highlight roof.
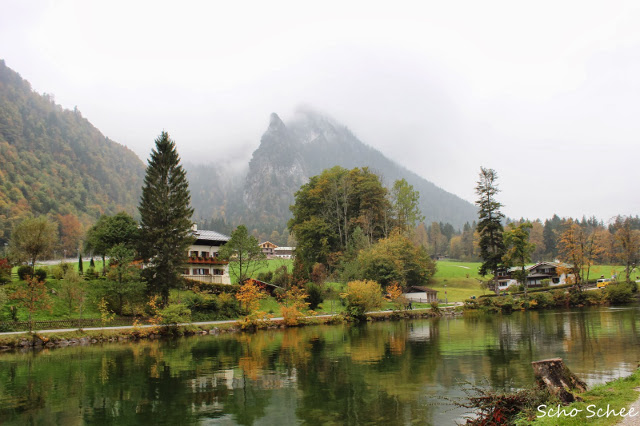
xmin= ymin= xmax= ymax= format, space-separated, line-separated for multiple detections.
xmin=405 ymin=286 xmax=438 ymax=294
xmin=192 ymin=229 xmax=230 ymax=242
xmin=501 ymin=261 xmax=572 ymax=273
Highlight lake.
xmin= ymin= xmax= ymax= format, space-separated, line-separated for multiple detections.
xmin=1 ymin=306 xmax=639 ymax=425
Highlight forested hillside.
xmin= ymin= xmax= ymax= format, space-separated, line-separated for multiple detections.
xmin=0 ymin=60 xmax=145 ymax=245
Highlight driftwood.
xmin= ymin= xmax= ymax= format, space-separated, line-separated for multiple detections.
xmin=531 ymin=358 xmax=587 ymax=403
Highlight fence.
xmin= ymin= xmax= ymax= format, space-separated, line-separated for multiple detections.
xmin=0 ymin=317 xmax=148 ymax=332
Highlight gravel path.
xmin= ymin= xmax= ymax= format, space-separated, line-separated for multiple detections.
xmin=616 ymin=389 xmax=640 ymax=425
xmin=0 ymin=306 xmax=463 ymax=336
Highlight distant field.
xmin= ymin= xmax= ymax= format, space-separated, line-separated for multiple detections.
xmin=434 ymin=260 xmax=483 ymax=279
xmin=587 ymin=264 xmax=628 ymax=280
xmin=434 ymin=260 xmax=630 ymax=282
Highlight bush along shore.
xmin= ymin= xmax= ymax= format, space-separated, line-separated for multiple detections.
xmin=0 ymin=306 xmax=460 ymax=352
xmin=463 ymin=282 xmax=638 ymax=313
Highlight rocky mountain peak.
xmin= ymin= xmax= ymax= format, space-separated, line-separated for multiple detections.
xmin=268 ymin=112 xmax=286 ymax=133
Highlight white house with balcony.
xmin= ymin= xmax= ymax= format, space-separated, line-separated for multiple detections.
xmin=494 ymin=261 xmax=574 ymax=290
xmin=183 ymin=226 xmax=232 ymax=285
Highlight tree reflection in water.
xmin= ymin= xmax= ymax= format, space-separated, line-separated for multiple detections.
xmin=0 ymin=307 xmax=639 ymax=425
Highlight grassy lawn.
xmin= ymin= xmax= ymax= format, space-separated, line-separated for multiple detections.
xmin=434 ymin=260 xmax=484 ymax=279
xmin=228 ymin=258 xmax=292 ymax=284
xmin=430 ymin=261 xmax=488 ymax=302
xmin=587 ymin=264 xmax=629 ymax=281
xmin=429 ymin=279 xmax=487 ymax=302
xmin=531 ymin=368 xmax=640 ymax=425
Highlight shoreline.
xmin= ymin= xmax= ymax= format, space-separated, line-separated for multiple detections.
xmin=0 ymin=306 xmax=461 ymax=353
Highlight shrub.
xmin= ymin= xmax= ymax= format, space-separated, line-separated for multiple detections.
xmin=606 ymin=284 xmax=634 ymax=305
xmin=272 ymin=265 xmax=292 ymax=288
xmin=184 ymin=280 xmax=240 ymax=294
xmin=496 ymin=297 xmax=514 ymax=313
xmin=311 ymin=263 xmax=328 ymax=285
xmin=160 ymin=304 xmax=191 ymax=325
xmin=34 ymin=268 xmax=47 ymax=281
xmin=341 ymin=280 xmax=383 ymax=319
xmin=184 ymin=292 xmax=218 ymax=313
xmin=273 ymin=287 xmax=286 ymax=301
xmin=84 ymin=266 xmax=99 ymax=279
xmin=217 ymin=293 xmax=241 ymax=318
xmin=281 ymin=286 xmax=310 ymax=326
xmin=0 ymin=258 xmax=11 ymax=285
xmin=236 ymin=280 xmax=267 ymax=314
xmin=51 ymin=262 xmax=73 ymax=280
xmin=17 ymin=265 xmax=33 ymax=280
xmin=530 ymin=292 xmax=552 ymax=309
xmin=568 ymin=287 xmax=586 ymax=306
xmin=479 ymin=297 xmax=495 ymax=307
xmin=585 ymin=290 xmax=607 ymax=305
xmin=551 ymin=289 xmax=568 ymax=307
xmin=305 ymin=282 xmax=323 ymax=310
xmin=464 ymin=298 xmax=479 ymax=309
xmin=430 ymin=301 xmax=441 ymax=314
xmin=256 ymin=271 xmax=273 ymax=282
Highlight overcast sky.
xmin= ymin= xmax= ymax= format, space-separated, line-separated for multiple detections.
xmin=2 ymin=0 xmax=639 ymax=222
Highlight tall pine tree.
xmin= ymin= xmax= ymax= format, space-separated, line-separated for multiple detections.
xmin=475 ymin=167 xmax=505 ymax=277
xmin=138 ymin=132 xmax=194 ymax=305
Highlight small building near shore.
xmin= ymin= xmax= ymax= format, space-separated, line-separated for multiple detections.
xmin=404 ymin=286 xmax=438 ymax=303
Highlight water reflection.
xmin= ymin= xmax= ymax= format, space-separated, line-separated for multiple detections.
xmin=0 ymin=307 xmax=639 ymax=425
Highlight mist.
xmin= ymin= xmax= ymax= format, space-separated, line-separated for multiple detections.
xmin=2 ymin=0 xmax=639 ymax=222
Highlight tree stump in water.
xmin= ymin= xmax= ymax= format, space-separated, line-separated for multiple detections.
xmin=531 ymin=358 xmax=587 ymax=403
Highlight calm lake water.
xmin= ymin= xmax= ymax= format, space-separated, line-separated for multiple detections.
xmin=1 ymin=307 xmax=640 ymax=425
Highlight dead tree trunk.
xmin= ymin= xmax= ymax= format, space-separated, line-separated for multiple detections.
xmin=531 ymin=358 xmax=587 ymax=403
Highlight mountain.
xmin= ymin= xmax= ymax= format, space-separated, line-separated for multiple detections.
xmin=190 ymin=109 xmax=477 ymax=231
xmin=0 ymin=58 xmax=475 ymax=247
xmin=0 ymin=60 xmax=146 ymax=244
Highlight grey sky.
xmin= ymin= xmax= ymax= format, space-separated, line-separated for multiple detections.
xmin=2 ymin=0 xmax=639 ymax=222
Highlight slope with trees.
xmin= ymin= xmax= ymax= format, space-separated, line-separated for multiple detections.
xmin=0 ymin=60 xmax=145 ymax=245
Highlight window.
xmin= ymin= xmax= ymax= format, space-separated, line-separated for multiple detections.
xmin=193 ymin=268 xmax=210 ymax=275
xmin=184 ymin=269 xmax=190 ymax=275
xmin=190 ymin=251 xmax=198 ymax=257
xmin=201 ymin=251 xmax=209 ymax=258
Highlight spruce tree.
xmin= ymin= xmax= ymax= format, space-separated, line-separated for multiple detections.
xmin=475 ymin=167 xmax=505 ymax=277
xmin=138 ymin=132 xmax=194 ymax=305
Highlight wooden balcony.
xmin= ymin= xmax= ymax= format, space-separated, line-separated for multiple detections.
xmin=183 ymin=275 xmax=229 ymax=284
xmin=186 ymin=256 xmax=229 ymax=265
